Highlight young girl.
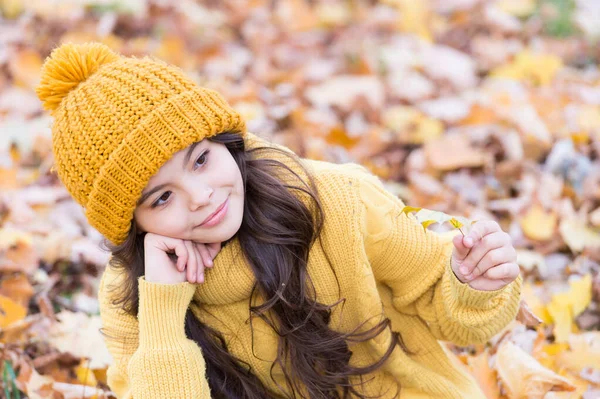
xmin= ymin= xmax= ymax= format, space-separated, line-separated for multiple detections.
xmin=36 ymin=42 xmax=522 ymax=399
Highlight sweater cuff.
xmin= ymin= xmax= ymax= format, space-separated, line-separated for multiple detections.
xmin=137 ymin=276 xmax=196 ymax=349
xmin=444 ymin=255 xmax=523 ymax=310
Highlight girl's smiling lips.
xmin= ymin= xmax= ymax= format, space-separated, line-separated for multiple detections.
xmin=198 ymin=197 xmax=229 ymax=227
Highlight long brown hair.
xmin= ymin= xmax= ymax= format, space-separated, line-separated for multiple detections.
xmin=102 ymin=132 xmax=414 ymax=398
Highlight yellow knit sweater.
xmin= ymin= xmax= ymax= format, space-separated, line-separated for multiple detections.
xmin=98 ymin=133 xmax=522 ymax=398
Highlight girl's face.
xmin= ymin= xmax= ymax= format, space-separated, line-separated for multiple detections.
xmin=133 ymin=139 xmax=244 ymax=244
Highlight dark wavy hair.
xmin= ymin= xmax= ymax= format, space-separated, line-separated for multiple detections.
xmin=101 ymin=132 xmax=414 ymax=398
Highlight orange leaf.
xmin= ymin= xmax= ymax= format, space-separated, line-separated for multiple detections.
xmin=0 ymin=294 xmax=27 ymax=328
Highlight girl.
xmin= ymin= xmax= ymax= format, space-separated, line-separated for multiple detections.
xmin=36 ymin=42 xmax=522 ymax=399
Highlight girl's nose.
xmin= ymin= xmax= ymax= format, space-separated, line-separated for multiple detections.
xmin=189 ymin=185 xmax=213 ymax=210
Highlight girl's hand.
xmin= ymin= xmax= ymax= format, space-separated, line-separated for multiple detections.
xmin=450 ymin=220 xmax=520 ymax=291
xmin=143 ymin=233 xmax=221 ymax=285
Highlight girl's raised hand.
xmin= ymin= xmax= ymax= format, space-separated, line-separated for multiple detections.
xmin=143 ymin=233 xmax=221 ymax=285
xmin=450 ymin=220 xmax=520 ymax=291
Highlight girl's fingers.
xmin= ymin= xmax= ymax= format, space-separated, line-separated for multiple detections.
xmin=461 ymin=232 xmax=510 ymax=276
xmin=470 ymin=246 xmax=515 ymax=280
xmin=173 ymin=239 xmax=188 ymax=272
xmin=482 ymin=262 xmax=520 ymax=281
xmin=197 ymin=244 xmax=213 ymax=268
xmin=193 ymin=244 xmax=205 ymax=283
xmin=206 ymin=242 xmax=221 ymax=259
xmin=184 ymin=241 xmax=197 ymax=283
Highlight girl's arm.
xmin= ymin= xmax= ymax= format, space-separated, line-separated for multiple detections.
xmin=98 ymin=265 xmax=211 ymax=398
xmin=358 ymin=174 xmax=522 ymax=346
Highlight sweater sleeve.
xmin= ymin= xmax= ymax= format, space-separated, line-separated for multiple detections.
xmin=98 ymin=265 xmax=212 ymax=398
xmin=358 ymin=175 xmax=522 ymax=346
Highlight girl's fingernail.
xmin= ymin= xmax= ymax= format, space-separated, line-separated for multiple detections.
xmin=460 ymin=266 xmax=468 ymax=274
xmin=198 ymin=273 xmax=204 ymax=283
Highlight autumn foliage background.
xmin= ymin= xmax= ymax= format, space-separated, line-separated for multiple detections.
xmin=0 ymin=0 xmax=600 ymax=398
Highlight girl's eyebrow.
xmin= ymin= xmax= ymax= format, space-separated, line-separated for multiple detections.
xmin=182 ymin=141 xmax=200 ymax=169
xmin=137 ymin=142 xmax=202 ymax=206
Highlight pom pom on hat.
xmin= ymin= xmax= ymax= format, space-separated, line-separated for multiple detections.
xmin=36 ymin=42 xmax=120 ymax=111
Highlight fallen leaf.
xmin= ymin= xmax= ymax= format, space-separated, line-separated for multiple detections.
xmin=424 ymin=133 xmax=489 ymax=170
xmin=496 ymin=341 xmax=576 ymax=399
xmin=467 ymin=351 xmax=501 ymax=399
xmin=491 ymin=50 xmax=564 ymax=86
xmin=519 ymin=204 xmax=558 ymax=241
xmin=0 ymin=293 xmax=27 ymax=328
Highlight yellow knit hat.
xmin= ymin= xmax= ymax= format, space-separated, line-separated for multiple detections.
xmin=36 ymin=42 xmax=246 ymax=245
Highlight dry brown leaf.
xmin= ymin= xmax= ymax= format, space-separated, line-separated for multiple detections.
xmin=8 ymin=48 xmax=42 ymax=90
xmin=496 ymin=341 xmax=576 ymax=399
xmin=0 ymin=272 xmax=33 ymax=307
xmin=48 ymin=311 xmax=113 ymax=370
xmin=15 ymin=360 xmax=55 ymax=399
xmin=516 ymin=299 xmax=543 ymax=328
xmin=424 ymin=133 xmax=489 ymax=170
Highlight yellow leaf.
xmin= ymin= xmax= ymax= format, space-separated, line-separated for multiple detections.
xmin=495 ymin=0 xmax=537 ymax=17
xmin=75 ymin=361 xmax=98 ymax=387
xmin=491 ymin=50 xmax=563 ymax=86
xmin=555 ymin=332 xmax=600 ymax=374
xmin=0 ymin=0 xmax=23 ymax=18
xmin=542 ymin=343 xmax=570 ymax=356
xmin=401 ymin=206 xmax=422 ymax=215
xmin=520 ymin=204 xmax=557 ymax=241
xmin=326 ymin=126 xmax=361 ymax=149
xmin=559 ymin=218 xmax=600 ymax=252
xmin=449 ymin=218 xmax=464 ymax=229
xmin=547 ymin=296 xmax=572 ymax=343
xmin=383 ymin=0 xmax=433 ymax=41
xmin=568 ymin=274 xmax=592 ymax=317
xmin=402 ymin=207 xmax=474 ymax=235
xmin=521 ymin=283 xmax=553 ymax=324
xmin=545 ymin=275 xmax=592 ymax=344
xmin=382 ymin=106 xmax=443 ymax=145
xmin=576 ymin=104 xmax=600 ymax=139
xmin=0 ymin=294 xmax=27 ymax=328
xmin=421 ymin=220 xmax=437 ymax=229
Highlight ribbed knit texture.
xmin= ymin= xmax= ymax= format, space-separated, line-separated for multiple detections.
xmin=98 ymin=133 xmax=522 ymax=399
xmin=35 ymin=42 xmax=246 ymax=245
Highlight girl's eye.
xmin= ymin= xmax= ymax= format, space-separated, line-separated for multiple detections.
xmin=194 ymin=150 xmax=209 ymax=169
xmin=150 ymin=150 xmax=209 ymax=208
xmin=151 ymin=191 xmax=171 ymax=208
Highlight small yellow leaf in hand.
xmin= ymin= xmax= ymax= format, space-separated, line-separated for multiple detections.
xmin=449 ymin=218 xmax=464 ymax=229
xmin=401 ymin=206 xmax=422 ymax=215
